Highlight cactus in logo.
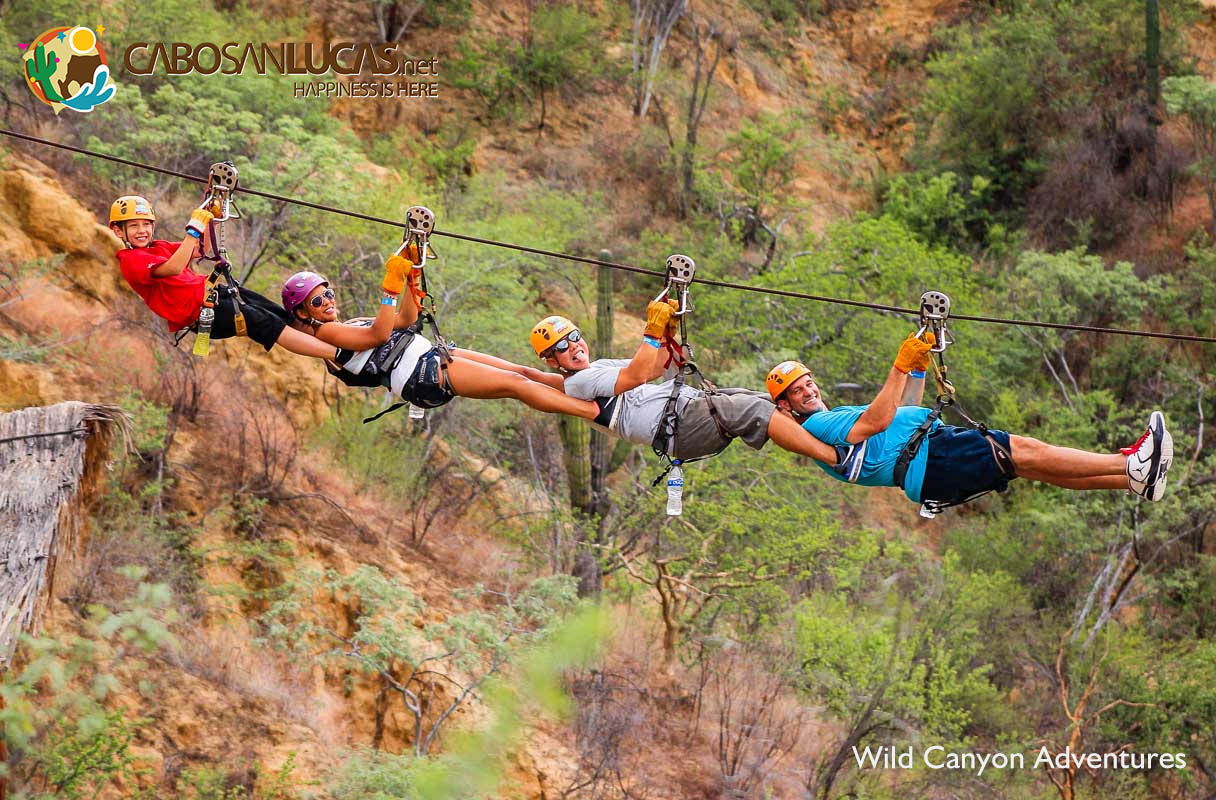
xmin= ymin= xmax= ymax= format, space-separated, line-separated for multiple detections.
xmin=21 ymin=26 xmax=114 ymax=115
xmin=24 ymin=43 xmax=64 ymax=103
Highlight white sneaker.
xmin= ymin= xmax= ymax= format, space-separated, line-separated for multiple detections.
xmin=1124 ymin=411 xmax=1172 ymax=501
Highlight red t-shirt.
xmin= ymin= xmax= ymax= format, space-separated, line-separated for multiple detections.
xmin=117 ymin=240 xmax=207 ymax=331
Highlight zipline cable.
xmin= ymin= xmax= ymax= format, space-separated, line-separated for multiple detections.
xmin=4 ymin=127 xmax=1215 ymax=345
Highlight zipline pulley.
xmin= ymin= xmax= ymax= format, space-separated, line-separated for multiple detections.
xmin=898 ymin=290 xmax=1014 ymax=518
xmin=378 ymin=205 xmax=450 ymax=423
xmin=190 ymin=160 xmax=246 ymax=356
xmin=650 ymin=254 xmax=726 ymax=513
xmin=917 ymin=290 xmax=953 ymax=354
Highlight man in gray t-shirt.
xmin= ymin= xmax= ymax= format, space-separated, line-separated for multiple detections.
xmin=523 ymin=303 xmax=862 ymax=473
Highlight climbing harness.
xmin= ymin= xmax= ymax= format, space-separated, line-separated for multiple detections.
xmin=179 ymin=160 xmax=246 ymax=356
xmin=893 ymin=291 xmax=1015 ymax=517
xmin=365 ymin=205 xmax=454 ymax=423
xmin=649 ymin=255 xmax=731 ymax=495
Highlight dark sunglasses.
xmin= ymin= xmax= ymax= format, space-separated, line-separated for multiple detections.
xmin=545 ymin=329 xmax=583 ymax=356
xmin=309 ymin=289 xmax=336 ymax=308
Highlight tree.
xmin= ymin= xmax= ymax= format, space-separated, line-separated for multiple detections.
xmin=262 ymin=567 xmax=578 ymax=756
xmin=797 ymin=555 xmax=1012 ymax=799
xmin=1163 ymin=75 xmax=1216 ymax=236
xmin=720 ymin=113 xmax=805 ymax=268
xmin=677 ymin=20 xmax=726 ymax=218
xmin=630 ymin=0 xmax=687 ymax=119
xmin=610 ymin=448 xmax=861 ymax=668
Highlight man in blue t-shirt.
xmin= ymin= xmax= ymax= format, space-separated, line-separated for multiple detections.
xmin=765 ymin=333 xmax=1173 ymax=512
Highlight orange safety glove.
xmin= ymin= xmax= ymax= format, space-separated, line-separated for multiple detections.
xmin=381 ymin=254 xmax=412 ymax=296
xmin=186 ymin=208 xmax=214 ymax=238
xmin=894 ymin=332 xmax=934 ymax=374
xmin=400 ymin=240 xmax=424 ymax=266
xmin=912 ymin=331 xmax=936 ymax=373
xmin=664 ymin=298 xmax=681 ymax=339
xmin=644 ymin=299 xmax=676 ymax=339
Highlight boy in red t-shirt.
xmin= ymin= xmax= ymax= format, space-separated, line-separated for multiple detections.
xmin=109 ymin=195 xmax=336 ymax=358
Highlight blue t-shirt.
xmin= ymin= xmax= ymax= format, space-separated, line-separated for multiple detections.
xmin=801 ymin=405 xmax=940 ymax=502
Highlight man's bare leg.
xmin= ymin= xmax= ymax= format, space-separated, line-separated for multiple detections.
xmin=1010 ymin=435 xmax=1127 ymax=485
xmin=768 ymin=411 xmax=838 ymax=463
xmin=1027 ymin=475 xmax=1129 ymax=491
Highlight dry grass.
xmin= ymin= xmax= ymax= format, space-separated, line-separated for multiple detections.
xmin=166 ymin=625 xmax=346 ymax=747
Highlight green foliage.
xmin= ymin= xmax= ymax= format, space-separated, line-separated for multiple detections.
xmin=1164 ymin=74 xmax=1216 ymax=230
xmin=326 ymin=607 xmax=606 ymax=799
xmin=880 ymin=171 xmax=1000 ymax=251
xmin=450 ymin=4 xmax=608 ymax=127
xmin=741 ymin=0 xmax=835 ymax=31
xmin=262 ymin=566 xmax=580 ymax=754
xmin=178 ymin=753 xmax=300 ymax=800
xmin=719 ymin=112 xmax=806 ymax=240
xmin=1 ymin=572 xmax=176 ymax=797
xmin=915 ymin=0 xmax=1195 ymax=229
xmin=21 ymin=709 xmax=145 ymax=800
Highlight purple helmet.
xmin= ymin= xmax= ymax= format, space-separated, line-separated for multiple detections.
xmin=282 ymin=271 xmax=329 ymax=314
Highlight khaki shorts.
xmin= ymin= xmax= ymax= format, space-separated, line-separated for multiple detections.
xmin=670 ymin=388 xmax=774 ymax=460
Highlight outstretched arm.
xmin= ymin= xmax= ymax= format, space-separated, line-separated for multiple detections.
xmin=151 ymin=234 xmax=200 ymax=277
xmin=846 ymin=334 xmax=931 ymax=443
xmin=900 ymin=372 xmax=926 ymax=406
xmin=612 ymin=301 xmax=676 ymax=395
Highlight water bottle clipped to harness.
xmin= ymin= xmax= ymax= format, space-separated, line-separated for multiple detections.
xmin=892 ymin=291 xmax=1015 ymax=518
xmin=648 ymin=254 xmax=731 ymax=515
xmin=183 ymin=160 xmax=244 ymax=356
xmin=361 ymin=205 xmax=452 ymax=424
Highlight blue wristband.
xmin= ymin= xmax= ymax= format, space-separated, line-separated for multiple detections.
xmin=380 ymin=295 xmax=397 ymax=306
xmin=908 ymin=370 xmax=926 ymax=379
xmin=185 ymin=228 xmax=202 ymax=240
xmin=642 ymin=335 xmax=661 ymax=349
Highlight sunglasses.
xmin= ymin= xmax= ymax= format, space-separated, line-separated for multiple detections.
xmin=309 ymin=289 xmax=336 ymax=308
xmin=545 ymin=329 xmax=583 ymax=357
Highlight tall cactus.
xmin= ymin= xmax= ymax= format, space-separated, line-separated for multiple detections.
xmin=1146 ymin=0 xmax=1160 ymax=109
xmin=590 ymin=251 xmax=615 ymax=511
xmin=25 ymin=43 xmax=64 ymax=103
xmin=558 ymin=415 xmax=592 ymax=512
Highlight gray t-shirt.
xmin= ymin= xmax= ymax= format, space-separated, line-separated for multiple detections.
xmin=564 ymin=359 xmax=702 ymax=446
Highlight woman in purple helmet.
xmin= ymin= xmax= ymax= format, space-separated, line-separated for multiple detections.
xmin=280 ymin=251 xmax=601 ymax=420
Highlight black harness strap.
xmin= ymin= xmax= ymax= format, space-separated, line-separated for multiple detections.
xmin=893 ymin=346 xmax=1017 ymax=513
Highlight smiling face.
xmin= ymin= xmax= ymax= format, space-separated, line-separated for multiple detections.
xmin=113 ymin=218 xmax=155 ymax=248
xmin=296 ymin=283 xmax=338 ymax=324
xmin=545 ymin=332 xmax=591 ymax=372
xmin=777 ymin=372 xmax=828 ymax=417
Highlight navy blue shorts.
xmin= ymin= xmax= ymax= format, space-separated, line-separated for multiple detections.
xmin=918 ymin=425 xmax=1016 ymax=506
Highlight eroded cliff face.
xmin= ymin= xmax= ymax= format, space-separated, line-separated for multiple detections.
xmin=0 ymin=155 xmax=586 ymax=797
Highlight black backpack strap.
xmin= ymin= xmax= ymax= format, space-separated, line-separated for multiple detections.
xmin=362 ymin=401 xmax=408 ymax=424
xmin=893 ymin=398 xmax=948 ymax=491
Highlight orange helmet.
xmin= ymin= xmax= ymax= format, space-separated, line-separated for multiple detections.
xmin=531 ymin=315 xmax=580 ymax=357
xmin=109 ymin=195 xmax=156 ymax=224
xmin=766 ymin=360 xmax=813 ymax=401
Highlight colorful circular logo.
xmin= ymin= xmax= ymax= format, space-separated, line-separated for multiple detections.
xmin=21 ymin=26 xmax=115 ymax=115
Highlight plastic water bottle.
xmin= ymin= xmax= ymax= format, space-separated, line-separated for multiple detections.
xmin=408 ymin=403 xmax=424 ymax=420
xmin=666 ymin=464 xmax=684 ymax=516
xmin=191 ymin=306 xmax=215 ymax=357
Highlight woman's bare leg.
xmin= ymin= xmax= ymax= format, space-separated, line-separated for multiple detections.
xmin=446 ymin=356 xmax=599 ymax=419
xmin=1010 ymin=435 xmax=1127 ymax=483
xmin=767 ymin=411 xmax=838 ymax=463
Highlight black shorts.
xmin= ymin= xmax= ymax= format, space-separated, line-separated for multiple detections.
xmin=918 ymin=425 xmax=1017 ymax=506
xmin=401 ymin=346 xmax=456 ymax=408
xmin=207 ymin=286 xmax=289 ymax=351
